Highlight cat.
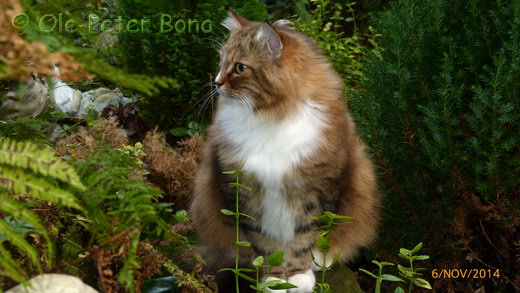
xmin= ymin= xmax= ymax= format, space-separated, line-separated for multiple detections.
xmin=189 ymin=11 xmax=380 ymax=292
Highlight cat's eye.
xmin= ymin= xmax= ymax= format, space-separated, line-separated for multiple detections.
xmin=234 ymin=63 xmax=247 ymax=74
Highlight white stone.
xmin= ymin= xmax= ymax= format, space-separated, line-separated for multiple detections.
xmin=6 ymin=274 xmax=98 ymax=293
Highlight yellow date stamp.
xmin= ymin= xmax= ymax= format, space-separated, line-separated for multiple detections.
xmin=432 ymin=269 xmax=500 ymax=279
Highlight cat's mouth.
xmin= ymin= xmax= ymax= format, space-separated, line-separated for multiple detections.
xmin=218 ymin=89 xmax=255 ymax=109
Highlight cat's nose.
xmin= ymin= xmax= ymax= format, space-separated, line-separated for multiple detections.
xmin=215 ymin=71 xmax=224 ymax=88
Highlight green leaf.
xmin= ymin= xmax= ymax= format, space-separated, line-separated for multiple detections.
xmin=169 ymin=127 xmax=189 ymax=137
xmin=394 ymin=287 xmax=405 ymax=293
xmin=235 ymin=271 xmax=256 ymax=282
xmin=269 ymin=282 xmax=298 ymax=289
xmin=410 ymin=242 xmax=423 ymax=254
xmin=268 ymin=251 xmax=285 ymax=266
xmin=228 ymin=182 xmax=251 ymax=191
xmin=233 ymin=241 xmax=251 ymax=247
xmin=359 ymin=268 xmax=377 ymax=279
xmin=316 ymin=235 xmax=331 ymax=252
xmin=253 ymin=256 xmax=264 ymax=267
xmin=413 ymin=278 xmax=432 ymax=289
xmin=238 ymin=212 xmax=256 ymax=220
xmin=381 ymin=274 xmax=405 ymax=282
xmin=259 ymin=279 xmax=281 ymax=289
xmin=174 ymin=210 xmax=188 ymax=222
xmin=413 ymin=255 xmax=429 ymax=260
xmin=220 ymin=209 xmax=236 ymax=216
xmin=398 ymin=253 xmax=412 ymax=261
xmin=399 ymin=248 xmax=411 ymax=256
xmin=397 ymin=265 xmax=417 ymax=278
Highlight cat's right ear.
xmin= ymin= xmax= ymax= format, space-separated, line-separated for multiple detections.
xmin=222 ymin=10 xmax=250 ymax=32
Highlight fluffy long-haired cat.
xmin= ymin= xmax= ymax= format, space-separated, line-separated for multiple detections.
xmin=190 ymin=11 xmax=380 ymax=292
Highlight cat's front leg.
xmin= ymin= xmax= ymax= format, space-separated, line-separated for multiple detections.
xmin=284 ymin=235 xmax=316 ymax=292
xmin=285 ymin=254 xmax=315 ymax=293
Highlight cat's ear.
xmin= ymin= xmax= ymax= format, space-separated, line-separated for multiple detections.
xmin=222 ymin=10 xmax=250 ymax=32
xmin=256 ymin=24 xmax=283 ymax=59
xmin=272 ymin=19 xmax=292 ymax=29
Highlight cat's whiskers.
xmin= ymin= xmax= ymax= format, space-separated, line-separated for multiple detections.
xmin=237 ymin=92 xmax=257 ymax=134
xmin=195 ymin=87 xmax=219 ymax=131
xmin=178 ymin=81 xmax=219 ymax=124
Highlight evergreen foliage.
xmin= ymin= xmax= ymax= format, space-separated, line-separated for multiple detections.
xmin=350 ymin=0 xmax=519 ymax=290
xmin=0 ymin=138 xmax=84 ymax=285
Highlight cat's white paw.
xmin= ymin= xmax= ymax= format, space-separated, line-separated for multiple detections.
xmin=287 ymin=269 xmax=315 ymax=293
xmin=265 ymin=276 xmax=287 ymax=293
xmin=311 ymin=249 xmax=334 ymax=271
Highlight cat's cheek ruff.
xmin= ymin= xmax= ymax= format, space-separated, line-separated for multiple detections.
xmin=287 ymin=269 xmax=315 ymax=293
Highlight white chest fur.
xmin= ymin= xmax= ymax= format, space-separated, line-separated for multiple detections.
xmin=216 ymin=98 xmax=327 ymax=244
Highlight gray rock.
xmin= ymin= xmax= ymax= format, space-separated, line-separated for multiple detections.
xmin=76 ymin=87 xmax=125 ymax=118
xmin=46 ymin=124 xmax=67 ymax=143
xmin=0 ymin=76 xmax=49 ymax=119
xmin=6 ymin=274 xmax=98 ymax=293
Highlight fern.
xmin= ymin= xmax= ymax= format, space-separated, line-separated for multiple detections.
xmin=0 ymin=138 xmax=85 ymax=286
xmin=0 ymin=138 xmax=86 ymax=193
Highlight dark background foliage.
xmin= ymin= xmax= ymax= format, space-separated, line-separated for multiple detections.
xmin=117 ymin=0 xmax=268 ymax=132
xmin=350 ymin=0 xmax=519 ymax=291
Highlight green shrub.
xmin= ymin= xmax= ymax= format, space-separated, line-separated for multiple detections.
xmin=117 ymin=0 xmax=267 ymax=131
xmin=350 ymin=0 xmax=519 ymax=290
xmin=293 ymin=0 xmax=380 ymax=91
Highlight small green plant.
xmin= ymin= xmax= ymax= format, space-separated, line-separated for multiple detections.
xmin=312 ymin=211 xmax=352 ymax=293
xmin=220 ymin=169 xmax=295 ymax=292
xmin=219 ymin=169 xmax=255 ymax=293
xmin=359 ymin=242 xmax=432 ymax=293
xmin=120 ymin=142 xmax=146 ymax=166
xmin=250 ymin=252 xmax=297 ymax=292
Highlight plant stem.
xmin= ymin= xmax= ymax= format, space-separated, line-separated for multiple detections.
xmin=375 ymin=265 xmax=382 ymax=293
xmin=321 ymin=254 xmax=326 ymax=285
xmin=256 ymin=268 xmax=260 ymax=291
xmin=235 ymin=173 xmax=240 ymax=293
xmin=408 ymin=259 xmax=414 ymax=293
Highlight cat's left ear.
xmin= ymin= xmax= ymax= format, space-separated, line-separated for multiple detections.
xmin=256 ymin=24 xmax=283 ymax=59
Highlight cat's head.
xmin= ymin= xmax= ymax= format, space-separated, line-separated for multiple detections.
xmin=215 ymin=11 xmax=325 ymax=116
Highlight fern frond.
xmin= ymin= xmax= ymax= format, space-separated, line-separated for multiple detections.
xmin=0 ymin=138 xmax=86 ymax=191
xmin=0 ymin=219 xmax=41 ymax=272
xmin=0 ymin=243 xmax=27 ymax=284
xmin=0 ymin=195 xmax=55 ymax=265
xmin=0 ymin=167 xmax=82 ymax=211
